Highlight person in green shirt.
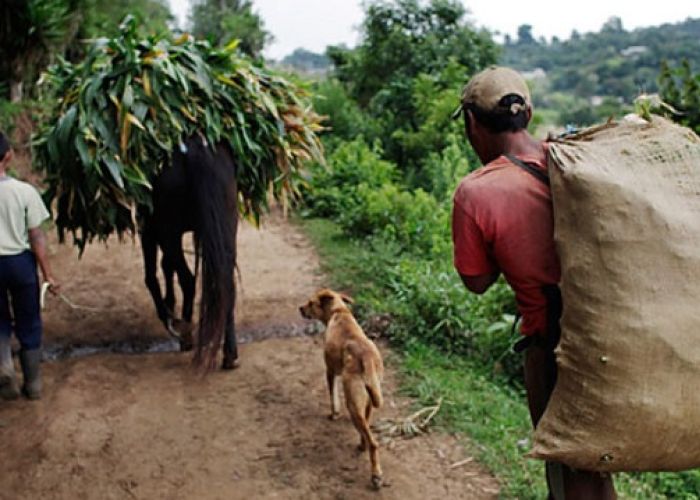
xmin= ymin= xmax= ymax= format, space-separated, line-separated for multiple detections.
xmin=0 ymin=131 xmax=59 ymax=400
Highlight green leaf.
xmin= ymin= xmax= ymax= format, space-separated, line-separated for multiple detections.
xmin=75 ymin=135 xmax=92 ymax=166
xmin=103 ymin=155 xmax=125 ymax=189
xmin=122 ymin=83 xmax=134 ymax=110
xmin=57 ymin=106 xmax=77 ymax=147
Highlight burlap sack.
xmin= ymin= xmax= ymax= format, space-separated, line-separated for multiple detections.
xmin=530 ymin=116 xmax=700 ymax=472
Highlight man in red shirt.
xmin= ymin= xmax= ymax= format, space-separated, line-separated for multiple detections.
xmin=451 ymin=66 xmax=616 ymax=499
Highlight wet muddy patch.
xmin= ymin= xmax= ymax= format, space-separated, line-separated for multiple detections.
xmin=42 ymin=320 xmax=323 ymax=361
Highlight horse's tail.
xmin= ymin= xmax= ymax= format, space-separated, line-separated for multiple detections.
xmin=184 ymin=138 xmax=237 ymax=368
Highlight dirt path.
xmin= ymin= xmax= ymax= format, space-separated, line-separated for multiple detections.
xmin=0 ymin=213 xmax=499 ymax=500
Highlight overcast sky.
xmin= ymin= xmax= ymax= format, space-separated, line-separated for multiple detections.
xmin=168 ymin=1 xmax=699 ymax=60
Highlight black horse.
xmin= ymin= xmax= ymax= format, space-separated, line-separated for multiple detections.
xmin=140 ymin=137 xmax=238 ymax=369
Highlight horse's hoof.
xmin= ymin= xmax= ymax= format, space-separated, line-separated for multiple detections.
xmin=165 ymin=318 xmax=182 ymax=340
xmin=371 ymin=475 xmax=383 ymax=490
xmin=221 ymin=358 xmax=240 ymax=370
xmin=357 ymin=442 xmax=367 ymax=452
xmin=328 ymin=412 xmax=340 ymax=421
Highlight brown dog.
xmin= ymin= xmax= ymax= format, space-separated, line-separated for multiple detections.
xmin=299 ymin=288 xmax=384 ymax=489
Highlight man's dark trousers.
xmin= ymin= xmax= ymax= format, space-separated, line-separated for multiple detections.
xmin=0 ymin=251 xmax=42 ymax=350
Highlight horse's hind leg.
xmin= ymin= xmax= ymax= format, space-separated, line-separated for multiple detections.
xmin=171 ymin=241 xmax=195 ymax=323
xmin=161 ymin=255 xmax=176 ymax=316
xmin=221 ymin=295 xmax=239 ymax=370
xmin=163 ymin=235 xmax=195 ymax=351
xmin=141 ymin=225 xmax=169 ymax=325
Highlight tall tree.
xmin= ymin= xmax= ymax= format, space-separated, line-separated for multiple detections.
xmin=79 ymin=0 xmax=173 ymax=39
xmin=517 ymin=24 xmax=535 ymax=44
xmin=0 ymin=0 xmax=173 ymax=101
xmin=189 ymin=0 xmax=270 ymax=58
xmin=330 ymin=0 xmax=496 ymax=105
xmin=0 ymin=0 xmax=82 ymax=101
xmin=327 ymin=0 xmax=497 ymax=168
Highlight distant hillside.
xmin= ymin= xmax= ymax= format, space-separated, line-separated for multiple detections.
xmin=502 ymin=17 xmax=700 ymax=100
xmin=500 ymin=17 xmax=700 ymax=127
xmin=277 ymin=18 xmax=700 ymax=128
xmin=279 ymin=48 xmax=330 ymax=75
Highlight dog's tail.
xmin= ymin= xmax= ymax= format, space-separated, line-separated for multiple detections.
xmin=346 ymin=341 xmax=383 ymax=408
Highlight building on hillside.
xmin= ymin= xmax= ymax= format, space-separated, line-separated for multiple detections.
xmin=621 ymin=46 xmax=649 ymax=58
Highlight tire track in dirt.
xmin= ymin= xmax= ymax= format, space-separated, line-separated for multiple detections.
xmin=0 ymin=211 xmax=499 ymax=499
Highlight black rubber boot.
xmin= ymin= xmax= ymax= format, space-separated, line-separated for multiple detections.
xmin=0 ymin=336 xmax=20 ymax=400
xmin=19 ymin=349 xmax=42 ymax=400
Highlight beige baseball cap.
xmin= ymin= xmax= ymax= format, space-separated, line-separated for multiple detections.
xmin=452 ymin=66 xmax=531 ymax=119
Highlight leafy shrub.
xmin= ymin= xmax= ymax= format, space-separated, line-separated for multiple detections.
xmin=303 ymin=138 xmax=396 ymax=218
xmin=0 ymin=99 xmax=30 ymax=137
xmin=659 ymin=59 xmax=700 ymax=135
xmin=312 ymin=79 xmax=379 ymax=148
xmin=621 ymin=471 xmax=700 ymax=500
xmin=419 ymin=135 xmax=472 ymax=199
xmin=391 ymin=62 xmax=475 ymax=180
xmin=339 ymin=184 xmax=447 ymax=253
xmin=381 ymin=257 xmax=520 ymax=379
xmin=327 ymin=0 xmax=497 ymax=171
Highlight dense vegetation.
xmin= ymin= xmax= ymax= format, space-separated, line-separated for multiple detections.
xmin=297 ymin=1 xmax=700 ymax=497
xmin=659 ymin=59 xmax=700 ymax=134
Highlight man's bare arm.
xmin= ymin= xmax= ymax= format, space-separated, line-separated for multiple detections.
xmin=28 ymin=227 xmax=60 ymax=293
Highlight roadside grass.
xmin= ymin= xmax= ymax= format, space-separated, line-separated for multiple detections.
xmin=400 ymin=343 xmax=546 ymax=498
xmin=298 ymin=216 xmax=698 ymax=500
xmin=300 ymin=216 xmax=544 ymax=497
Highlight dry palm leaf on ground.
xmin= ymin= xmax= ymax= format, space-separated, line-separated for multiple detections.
xmin=372 ymin=398 xmax=443 ymax=444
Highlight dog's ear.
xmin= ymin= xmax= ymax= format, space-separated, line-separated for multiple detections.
xmin=340 ymin=293 xmax=354 ymax=305
xmin=317 ymin=290 xmax=336 ymax=309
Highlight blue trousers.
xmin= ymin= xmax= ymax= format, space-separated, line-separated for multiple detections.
xmin=0 ymin=251 xmax=42 ymax=350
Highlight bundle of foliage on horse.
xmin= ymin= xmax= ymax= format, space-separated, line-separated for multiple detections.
xmin=33 ymin=17 xmax=324 ymax=368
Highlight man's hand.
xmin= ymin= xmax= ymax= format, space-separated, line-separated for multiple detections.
xmin=44 ymin=276 xmax=61 ymax=295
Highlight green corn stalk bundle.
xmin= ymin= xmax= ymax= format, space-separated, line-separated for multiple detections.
xmin=33 ymin=16 xmax=324 ymax=250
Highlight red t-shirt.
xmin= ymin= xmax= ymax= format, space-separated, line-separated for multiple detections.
xmin=452 ymin=151 xmax=560 ymax=336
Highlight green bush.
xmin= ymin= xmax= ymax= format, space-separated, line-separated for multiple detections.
xmin=312 ymin=79 xmax=379 ymax=148
xmin=339 ymin=184 xmax=446 ymax=253
xmin=304 ymin=135 xmax=476 ymax=251
xmin=381 ymin=257 xmax=521 ymax=380
xmin=302 ymin=138 xmax=396 ymax=218
xmin=0 ymin=99 xmax=37 ymax=137
xmin=419 ymin=134 xmax=472 ymax=199
xmin=624 ymin=471 xmax=700 ymax=500
xmin=659 ymin=60 xmax=700 ymax=135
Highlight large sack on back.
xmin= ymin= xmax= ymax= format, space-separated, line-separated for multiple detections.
xmin=530 ymin=116 xmax=700 ymax=472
